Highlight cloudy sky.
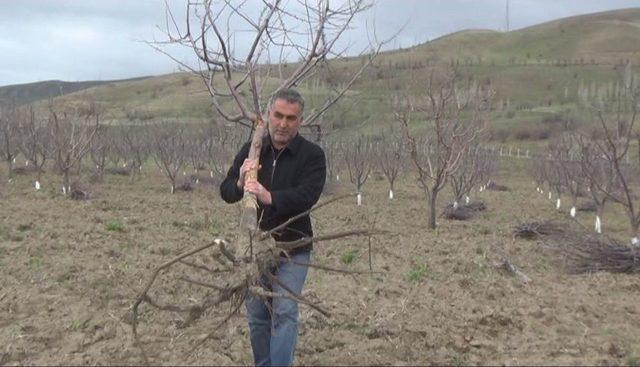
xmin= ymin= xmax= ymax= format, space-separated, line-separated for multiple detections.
xmin=1 ymin=0 xmax=640 ymax=87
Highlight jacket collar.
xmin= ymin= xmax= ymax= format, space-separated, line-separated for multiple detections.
xmin=262 ymin=132 xmax=303 ymax=156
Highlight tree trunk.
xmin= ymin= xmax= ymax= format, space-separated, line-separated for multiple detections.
xmin=6 ymin=159 xmax=13 ymax=180
xmin=595 ymin=205 xmax=604 ymax=234
xmin=428 ymin=190 xmax=438 ymax=230
xmin=240 ymin=118 xmax=267 ymax=231
xmin=63 ymin=169 xmax=70 ymax=195
xmin=629 ymin=216 xmax=639 ymax=246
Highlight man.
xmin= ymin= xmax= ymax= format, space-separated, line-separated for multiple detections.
xmin=219 ymin=88 xmax=326 ymax=366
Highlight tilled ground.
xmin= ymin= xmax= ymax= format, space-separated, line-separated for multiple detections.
xmin=1 ymin=164 xmax=639 ymax=365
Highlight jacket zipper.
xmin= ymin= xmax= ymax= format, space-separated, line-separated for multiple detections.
xmin=270 ymin=147 xmax=284 ymax=188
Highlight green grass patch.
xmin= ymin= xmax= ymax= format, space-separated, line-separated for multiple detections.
xmin=209 ymin=219 xmax=222 ymax=236
xmin=105 ymin=220 xmax=125 ymax=232
xmin=627 ymin=353 xmax=640 ymax=367
xmin=0 ymin=224 xmax=24 ymax=242
xmin=29 ymin=255 xmax=44 ymax=270
xmin=408 ymin=264 xmax=429 ymax=282
xmin=341 ymin=249 xmax=358 ymax=264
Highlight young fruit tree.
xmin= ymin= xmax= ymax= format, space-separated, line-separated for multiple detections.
xmin=48 ymin=102 xmax=100 ymax=195
xmin=0 ymin=104 xmax=20 ymax=182
xmin=18 ymin=105 xmax=49 ymax=186
xmin=343 ymin=136 xmax=374 ymax=205
xmin=88 ymin=125 xmax=112 ymax=182
xmin=120 ymin=124 xmax=151 ymax=183
xmin=373 ymin=129 xmax=406 ymax=200
xmin=577 ymin=134 xmax=622 ymax=233
xmin=582 ymin=72 xmax=640 ymax=244
xmin=395 ymin=67 xmax=492 ymax=229
xmin=151 ymin=122 xmax=188 ymax=194
xmin=448 ymin=144 xmax=495 ymax=207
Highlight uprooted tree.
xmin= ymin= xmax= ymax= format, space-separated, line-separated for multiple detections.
xmin=130 ymin=0 xmax=388 ymax=358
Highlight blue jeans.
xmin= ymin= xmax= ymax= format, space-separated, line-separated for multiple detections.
xmin=246 ymin=251 xmax=311 ymax=366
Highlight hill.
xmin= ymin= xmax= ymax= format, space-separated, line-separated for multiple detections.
xmin=9 ymin=8 xmax=640 ymax=143
xmin=0 ymin=77 xmax=152 ymax=107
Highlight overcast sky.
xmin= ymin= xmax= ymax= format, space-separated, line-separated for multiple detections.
xmin=1 ymin=0 xmax=640 ymax=87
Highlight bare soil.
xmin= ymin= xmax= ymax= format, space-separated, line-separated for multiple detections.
xmin=1 ymin=163 xmax=639 ymax=365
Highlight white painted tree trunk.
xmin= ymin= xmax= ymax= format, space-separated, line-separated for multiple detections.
xmin=548 ymin=192 xmax=552 ymax=200
xmin=465 ymin=195 xmax=470 ymax=204
xmin=570 ymin=207 xmax=576 ymax=218
xmin=210 ymin=170 xmax=214 ymax=178
xmin=632 ymin=237 xmax=639 ymax=247
xmin=35 ymin=181 xmax=40 ymax=190
xmin=357 ymin=192 xmax=362 ymax=206
xmin=556 ymin=198 xmax=561 ymax=210
xmin=336 ymin=174 xmax=340 ymax=181
xmin=595 ymin=216 xmax=602 ymax=233
xmin=452 ymin=201 xmax=458 ymax=209
xmin=389 ymin=190 xmax=394 ymax=199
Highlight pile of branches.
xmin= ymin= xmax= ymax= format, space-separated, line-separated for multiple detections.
xmin=537 ymin=226 xmax=640 ymax=274
xmin=486 ymin=181 xmax=509 ymax=191
xmin=577 ymin=201 xmax=597 ymax=212
xmin=69 ymin=181 xmax=90 ymax=201
xmin=106 ymin=167 xmax=130 ymax=176
xmin=127 ymin=194 xmax=381 ymax=361
xmin=11 ymin=165 xmax=38 ymax=175
xmin=515 ymin=219 xmax=640 ymax=274
xmin=513 ymin=220 xmax=565 ymax=239
xmin=442 ymin=201 xmax=487 ymax=221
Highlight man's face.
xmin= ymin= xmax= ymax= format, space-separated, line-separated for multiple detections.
xmin=268 ymin=98 xmax=303 ymax=149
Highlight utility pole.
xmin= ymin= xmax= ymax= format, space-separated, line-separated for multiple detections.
xmin=505 ymin=0 xmax=510 ymax=32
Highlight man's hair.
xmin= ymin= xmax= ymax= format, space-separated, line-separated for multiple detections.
xmin=269 ymin=88 xmax=305 ymax=115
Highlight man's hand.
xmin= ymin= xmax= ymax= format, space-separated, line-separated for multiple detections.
xmin=244 ymin=181 xmax=272 ymax=205
xmin=237 ymin=159 xmax=260 ymax=190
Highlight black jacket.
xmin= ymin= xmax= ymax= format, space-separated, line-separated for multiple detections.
xmin=220 ymin=133 xmax=326 ymax=253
